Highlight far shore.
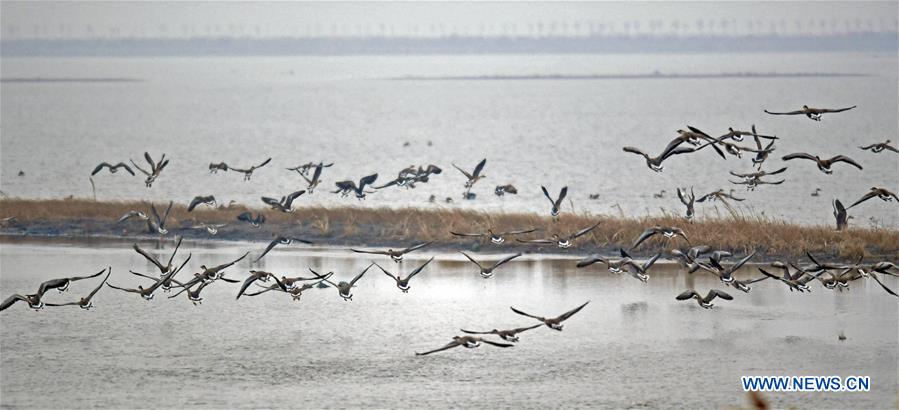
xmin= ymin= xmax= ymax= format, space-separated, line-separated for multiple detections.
xmin=1 ymin=198 xmax=896 ymax=262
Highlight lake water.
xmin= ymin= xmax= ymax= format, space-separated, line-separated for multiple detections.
xmin=1 ymin=239 xmax=896 ymax=408
xmin=1 ymin=53 xmax=898 ymax=227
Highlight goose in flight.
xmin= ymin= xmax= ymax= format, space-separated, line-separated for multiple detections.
xmin=698 ymin=252 xmax=758 ymax=292
xmin=460 ymin=324 xmax=542 ymax=343
xmin=167 ymin=252 xmax=248 ymax=299
xmin=191 ymin=223 xmax=226 ymax=235
xmin=415 ymin=335 xmax=514 ymax=356
xmin=450 ymin=228 xmax=536 ymax=244
xmin=208 ymin=162 xmax=228 ymax=173
xmin=333 ymin=173 xmax=379 ymax=199
xmin=133 ymin=237 xmax=184 ymax=276
xmin=718 ymin=125 xmax=777 ymax=142
xmin=188 ymin=195 xmax=216 ymax=212
xmin=847 ymin=187 xmax=898 ymax=209
xmin=859 ymin=140 xmax=898 ymax=153
xmin=676 ymin=187 xmax=695 ymax=220
xmin=541 ymin=185 xmax=568 ymax=218
xmin=0 ymin=292 xmax=45 ymax=312
xmin=460 ymin=252 xmax=522 ymax=278
xmin=116 ymin=210 xmax=149 ymax=224
xmin=751 ymin=133 xmax=777 ymax=169
xmin=130 ymin=152 xmax=169 ymax=187
xmin=105 ymin=266 xmax=180 ymax=300
xmin=758 ymin=263 xmax=821 ymax=292
xmin=236 ymin=270 xmax=288 ymax=300
xmin=495 ymin=184 xmax=518 ymax=196
xmin=309 ymin=264 xmax=374 ymax=301
xmin=297 ymin=163 xmax=324 ymax=193
xmin=576 ymin=249 xmax=633 ymax=273
xmin=675 ymin=289 xmax=733 ymax=309
xmin=832 ymin=199 xmax=851 ymax=231
xmin=781 ymin=153 xmax=862 ymax=174
xmin=261 ymin=190 xmax=306 ymax=213
xmin=375 ymin=257 xmax=434 ymax=292
xmin=254 ymin=236 xmax=314 ymax=262
xmin=764 ymin=105 xmax=856 ymax=121
xmin=350 ymin=241 xmax=432 ymax=263
xmin=237 ymin=211 xmax=266 ymax=228
xmin=275 ymin=272 xmax=334 ymax=292
xmin=509 ymin=301 xmax=590 ymax=331
xmin=242 ymin=280 xmax=321 ymax=301
xmin=671 ymin=245 xmax=713 ymax=273
xmin=729 ymin=167 xmax=787 ymax=181
xmin=618 ymin=250 xmax=661 ymax=282
xmin=632 ymin=226 xmax=689 ymax=249
xmin=287 ymin=161 xmax=333 ymax=176
xmin=623 ymin=139 xmax=719 ymax=172
xmin=697 ymin=189 xmax=745 ymax=204
xmin=453 ymin=158 xmax=487 ymax=189
xmin=91 ymin=162 xmax=135 ymax=176
xmin=516 ymin=221 xmax=600 ymax=249
xmin=229 ymin=158 xmax=272 ymax=181
xmin=729 ymin=176 xmax=785 ymax=190
xmin=45 ymin=270 xmax=111 ymax=310
xmin=147 ymin=201 xmax=173 ymax=235
xmin=36 ymin=268 xmax=109 ymax=295
xmin=129 ymin=254 xmax=191 ymax=293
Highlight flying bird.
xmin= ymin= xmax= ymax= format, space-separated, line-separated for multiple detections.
xmin=516 ymin=221 xmax=600 ymax=249
xmin=254 ymin=236 xmax=314 ymax=262
xmin=309 ymin=264 xmax=374 ymax=301
xmin=236 ymin=270 xmax=288 ymax=300
xmin=130 ymin=152 xmax=169 ymax=187
xmin=764 ymin=105 xmax=856 ymax=121
xmin=261 ymin=190 xmax=306 ymax=213
xmin=509 ymin=301 xmax=590 ymax=331
xmin=847 ymin=187 xmax=898 ymax=209
xmin=237 ymin=212 xmax=266 ymax=228
xmin=375 ymin=257 xmax=434 ymax=292
xmin=350 ymin=241 xmax=432 ymax=263
xmin=459 ymin=252 xmax=522 ymax=278
xmin=147 ymin=201 xmax=173 ymax=235
xmin=44 ymin=270 xmax=111 ymax=310
xmin=187 ymin=195 xmax=216 ymax=212
xmin=675 ymin=289 xmax=733 ymax=309
xmin=453 ymin=158 xmax=487 ymax=189
xmin=858 ymin=140 xmax=898 ymax=153
xmin=415 ymin=336 xmax=514 ymax=356
xmin=450 ymin=228 xmax=536 ymax=245
xmin=460 ymin=324 xmax=542 ymax=343
xmin=676 ymin=187 xmax=695 ymax=220
xmin=781 ymin=153 xmax=862 ymax=174
xmin=632 ymin=226 xmax=689 ymax=249
xmin=333 ymin=173 xmax=379 ymax=199
xmin=541 ymin=185 xmax=568 ymax=218
xmin=229 ymin=158 xmax=272 ymax=181
xmin=91 ymin=162 xmax=135 ymax=176
xmin=494 ymin=184 xmax=518 ymax=196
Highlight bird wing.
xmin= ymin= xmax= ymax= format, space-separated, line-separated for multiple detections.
xmin=452 ymin=163 xmax=473 ymax=179
xmin=509 ymin=306 xmax=545 ymax=321
xmin=511 ymin=323 xmax=543 ymax=334
xmin=491 ymin=253 xmax=522 ymax=270
xmin=555 ymin=186 xmax=568 ymax=208
xmin=67 ymin=267 xmax=107 ymax=282
xmin=728 ymin=252 xmax=756 ymax=273
xmin=210 ymin=251 xmax=250 ymax=272
xmin=708 ymin=289 xmax=733 ymax=301
xmin=781 ymin=153 xmax=817 ymax=162
xmin=235 ymin=276 xmax=260 ymax=300
xmin=459 ymin=251 xmax=485 ymax=270
xmin=819 ymin=106 xmax=856 ymax=113
xmin=165 ymin=236 xmax=183 ymax=270
xmin=116 ymin=163 xmax=136 ymax=175
xmin=401 ymin=241 xmax=433 ymax=254
xmin=85 ymin=271 xmax=112 ymax=300
xmin=105 ymin=283 xmax=140 ymax=294
xmin=541 ymin=186 xmax=554 ymax=205
xmin=847 ymin=191 xmax=877 ymax=209
xmin=0 ymin=294 xmax=29 ymax=311
xmin=407 ymin=257 xmax=434 ymax=280
xmin=631 ymin=228 xmax=657 ymax=248
xmin=374 ymin=263 xmax=398 ymax=281
xmin=159 ymin=201 xmax=173 ymax=227
xmin=349 ymin=263 xmax=374 ymax=287
xmin=283 ymin=190 xmax=307 ymax=208
xmin=133 ymin=244 xmax=166 ymax=273
xmin=675 ymin=290 xmax=698 ymax=300
xmin=868 ymin=273 xmax=899 ymax=297
xmin=450 ymin=231 xmax=486 ymax=237
xmin=459 ymin=329 xmax=491 ymax=335
xmin=91 ymin=163 xmax=111 ymax=175
xmin=570 ymin=221 xmax=601 ymax=239
xmin=358 ymin=173 xmax=379 ymax=190
xmin=677 ymin=187 xmax=691 ymax=205
xmin=255 ymin=239 xmax=281 ymax=262
xmin=829 ymin=155 xmax=863 ymax=170
xmin=764 ymin=109 xmax=804 ymax=115
xmin=415 ymin=341 xmax=462 ymax=356
xmin=350 ymin=248 xmax=388 ymax=256
xmin=499 ymin=228 xmax=537 ymax=235
xmin=516 ymin=238 xmax=554 ymax=244
xmin=255 ymin=157 xmax=272 ymax=169
xmin=480 ymin=339 xmax=515 ymax=348
xmin=576 ymin=255 xmax=607 ymax=268
xmin=555 ymin=300 xmax=590 ymax=322
xmin=308 ymin=268 xmax=338 ymax=288
xmin=129 ymin=159 xmax=151 ymax=176
xmin=622 ymin=146 xmax=648 ymax=159
xmin=471 ymin=158 xmax=486 ymax=178
xmin=188 ymin=196 xmax=203 ymax=212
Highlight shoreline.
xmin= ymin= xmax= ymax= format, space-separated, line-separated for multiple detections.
xmin=1 ymin=198 xmax=897 ymax=262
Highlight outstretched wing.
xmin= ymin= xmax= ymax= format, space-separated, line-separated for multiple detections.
xmin=459 ymin=251 xmax=485 ymax=270
xmin=254 ymin=239 xmax=282 ymax=262
xmin=847 ymin=191 xmax=877 ymax=209
xmin=349 ymin=263 xmax=374 ymax=287
xmin=819 ymin=105 xmax=856 ymax=113
xmin=868 ymin=272 xmax=899 ymax=297
xmin=401 ymin=241 xmax=433 ymax=254
xmin=407 ymin=257 xmax=434 ymax=280
xmin=781 ymin=153 xmax=817 ymax=162
xmin=452 ymin=163 xmax=473 ymax=179
xmin=509 ymin=306 xmax=545 ymax=321
xmin=622 ymin=146 xmax=648 ymax=159
xmin=570 ymin=221 xmax=601 ymax=239
xmin=675 ymin=290 xmax=698 ymax=300
xmin=350 ymin=248 xmax=388 ymax=256
xmin=491 ymin=253 xmax=522 ymax=270
xmin=358 ymin=173 xmax=379 ymax=190
xmin=631 ymin=228 xmax=657 ymax=249
xmin=555 ymin=300 xmax=590 ymax=322
xmin=91 ymin=163 xmax=111 ymax=175
xmin=283 ymin=190 xmax=307 ymax=208
xmin=375 ymin=263 xmax=398 ymax=281
xmin=829 ymin=155 xmax=863 ymax=170
xmin=471 ymin=158 xmax=486 ymax=178
xmin=764 ymin=109 xmax=804 ymax=115
xmin=133 ymin=244 xmax=166 ymax=273
xmin=480 ymin=339 xmax=515 ymax=348
xmin=450 ymin=231 xmax=486 ymax=237
xmin=415 ymin=340 xmax=462 ymax=356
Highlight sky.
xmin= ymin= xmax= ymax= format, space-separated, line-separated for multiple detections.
xmin=2 ymin=1 xmax=897 ymax=39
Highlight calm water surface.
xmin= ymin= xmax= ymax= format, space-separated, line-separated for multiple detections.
xmin=1 ymin=240 xmax=897 ymax=409
xmin=1 ymin=53 xmax=897 ymax=227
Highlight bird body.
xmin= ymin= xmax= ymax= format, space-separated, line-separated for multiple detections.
xmin=764 ymin=105 xmax=856 ymax=121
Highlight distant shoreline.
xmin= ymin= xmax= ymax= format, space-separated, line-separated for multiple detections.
xmin=1 ymin=198 xmax=896 ymax=262
xmin=0 ymin=78 xmax=141 ymax=83
xmin=389 ymin=72 xmax=870 ymax=81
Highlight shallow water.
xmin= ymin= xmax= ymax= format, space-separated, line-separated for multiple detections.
xmin=1 ymin=240 xmax=897 ymax=409
xmin=1 ymin=53 xmax=898 ymax=228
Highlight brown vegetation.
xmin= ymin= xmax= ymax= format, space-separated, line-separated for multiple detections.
xmin=0 ymin=198 xmax=897 ymax=260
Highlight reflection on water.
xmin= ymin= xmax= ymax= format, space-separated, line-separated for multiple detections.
xmin=1 ymin=240 xmax=897 ymax=409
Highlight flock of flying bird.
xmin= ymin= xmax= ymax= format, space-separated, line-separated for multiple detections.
xmin=5 ymin=103 xmax=898 ymax=355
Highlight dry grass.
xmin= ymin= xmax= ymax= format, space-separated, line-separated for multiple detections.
xmin=1 ymin=198 xmax=897 ymax=260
